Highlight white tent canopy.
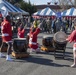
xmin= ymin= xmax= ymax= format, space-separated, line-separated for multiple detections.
xmin=33 ymin=7 xmax=56 ymax=16
xmin=61 ymin=7 xmax=76 ymax=16
xmin=0 ymin=0 xmax=29 ymax=16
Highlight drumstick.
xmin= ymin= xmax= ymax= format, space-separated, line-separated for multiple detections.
xmin=24 ymin=25 xmax=27 ymax=29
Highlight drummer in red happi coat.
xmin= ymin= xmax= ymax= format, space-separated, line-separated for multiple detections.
xmin=29 ymin=21 xmax=42 ymax=53
xmin=66 ymin=19 xmax=76 ymax=68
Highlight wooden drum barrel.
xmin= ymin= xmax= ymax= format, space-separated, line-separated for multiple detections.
xmin=13 ymin=38 xmax=28 ymax=53
xmin=53 ymin=31 xmax=67 ymax=50
xmin=42 ymin=35 xmax=53 ymax=47
xmin=12 ymin=38 xmax=29 ymax=58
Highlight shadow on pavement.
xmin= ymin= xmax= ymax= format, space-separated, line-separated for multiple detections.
xmin=13 ymin=54 xmax=70 ymax=67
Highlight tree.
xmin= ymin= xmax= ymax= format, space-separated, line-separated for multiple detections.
xmin=19 ymin=0 xmax=37 ymax=16
xmin=74 ymin=0 xmax=76 ymax=7
xmin=7 ymin=0 xmax=37 ymax=16
xmin=6 ymin=0 xmax=15 ymax=4
xmin=6 ymin=0 xmax=22 ymax=3
xmin=58 ymin=0 xmax=74 ymax=11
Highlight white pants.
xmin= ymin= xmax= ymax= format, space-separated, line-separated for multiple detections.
xmin=73 ymin=47 xmax=76 ymax=51
xmin=73 ymin=43 xmax=76 ymax=51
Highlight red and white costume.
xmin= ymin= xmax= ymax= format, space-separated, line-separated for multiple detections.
xmin=66 ymin=30 xmax=76 ymax=50
xmin=29 ymin=28 xmax=40 ymax=49
xmin=17 ymin=27 xmax=25 ymax=38
xmin=1 ymin=19 xmax=12 ymax=43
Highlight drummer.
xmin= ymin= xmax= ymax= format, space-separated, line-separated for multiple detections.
xmin=29 ymin=22 xmax=42 ymax=53
xmin=0 ymin=15 xmax=13 ymax=61
xmin=66 ymin=19 xmax=76 ymax=68
xmin=17 ymin=23 xmax=26 ymax=38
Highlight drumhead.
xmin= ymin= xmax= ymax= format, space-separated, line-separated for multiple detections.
xmin=13 ymin=38 xmax=26 ymax=41
xmin=43 ymin=35 xmax=53 ymax=38
xmin=54 ymin=31 xmax=67 ymax=44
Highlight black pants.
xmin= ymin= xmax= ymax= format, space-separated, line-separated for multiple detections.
xmin=0 ymin=42 xmax=12 ymax=55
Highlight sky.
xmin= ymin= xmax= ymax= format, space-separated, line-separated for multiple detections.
xmin=24 ymin=0 xmax=58 ymax=5
xmin=24 ymin=0 xmax=74 ymax=5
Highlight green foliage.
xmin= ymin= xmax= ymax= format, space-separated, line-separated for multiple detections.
xmin=7 ymin=0 xmax=37 ymax=16
xmin=19 ymin=0 xmax=37 ymax=16
xmin=15 ymin=0 xmax=22 ymax=2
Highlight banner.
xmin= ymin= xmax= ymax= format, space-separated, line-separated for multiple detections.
xmin=56 ymin=12 xmax=61 ymax=18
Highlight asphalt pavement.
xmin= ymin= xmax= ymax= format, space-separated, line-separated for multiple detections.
xmin=0 ymin=31 xmax=76 ymax=75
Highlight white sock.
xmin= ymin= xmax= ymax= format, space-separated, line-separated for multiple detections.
xmin=6 ymin=55 xmax=13 ymax=61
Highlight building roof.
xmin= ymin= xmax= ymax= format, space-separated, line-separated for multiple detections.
xmin=34 ymin=5 xmax=75 ymax=11
xmin=35 ymin=5 xmax=62 ymax=10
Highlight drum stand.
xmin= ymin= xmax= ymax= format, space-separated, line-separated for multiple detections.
xmin=41 ymin=46 xmax=55 ymax=52
xmin=54 ymin=47 xmax=66 ymax=59
xmin=12 ymin=52 xmax=29 ymax=59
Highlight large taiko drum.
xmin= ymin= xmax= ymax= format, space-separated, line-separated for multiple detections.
xmin=53 ymin=31 xmax=67 ymax=50
xmin=13 ymin=38 xmax=28 ymax=53
xmin=42 ymin=35 xmax=53 ymax=47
